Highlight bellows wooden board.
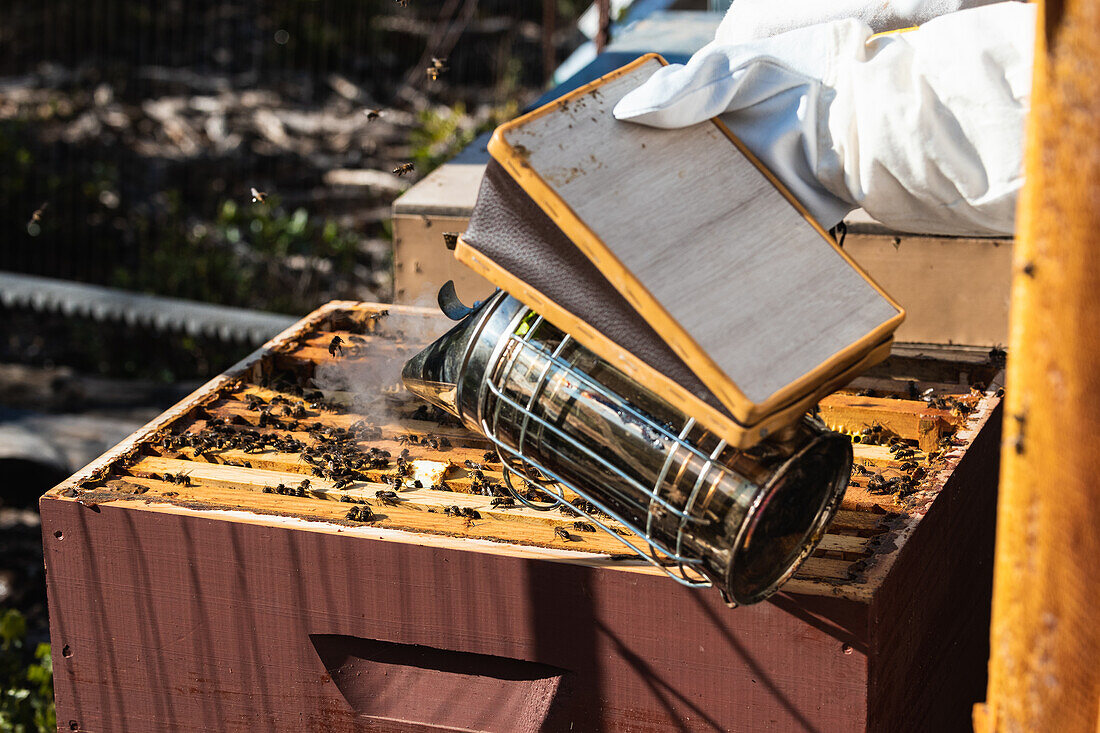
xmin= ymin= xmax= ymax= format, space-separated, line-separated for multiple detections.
xmin=457 ymin=54 xmax=904 ymax=446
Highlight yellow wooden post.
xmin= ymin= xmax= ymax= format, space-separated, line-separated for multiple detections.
xmin=975 ymin=0 xmax=1100 ymax=729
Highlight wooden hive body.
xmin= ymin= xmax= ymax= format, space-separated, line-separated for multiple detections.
xmin=42 ymin=301 xmax=1002 ymax=731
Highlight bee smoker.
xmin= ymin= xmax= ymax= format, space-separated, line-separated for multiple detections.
xmin=402 ymin=291 xmax=853 ymax=606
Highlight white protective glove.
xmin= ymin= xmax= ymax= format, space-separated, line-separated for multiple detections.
xmin=716 ymin=0 xmax=1005 ymax=44
xmin=613 ymin=3 xmax=1035 ymax=236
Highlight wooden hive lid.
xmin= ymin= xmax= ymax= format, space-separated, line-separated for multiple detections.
xmin=456 ymin=54 xmax=904 ymax=446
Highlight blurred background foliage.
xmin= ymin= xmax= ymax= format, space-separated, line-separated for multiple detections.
xmin=0 ymin=609 xmax=54 ymax=733
xmin=0 ymin=0 xmax=588 ymax=381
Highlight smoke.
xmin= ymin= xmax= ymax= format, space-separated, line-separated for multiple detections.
xmin=310 ymin=286 xmax=449 ymax=427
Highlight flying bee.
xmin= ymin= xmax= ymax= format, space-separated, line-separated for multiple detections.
xmin=363 ymin=108 xmax=382 ymax=121
xmin=328 ymin=335 xmax=344 ymax=357
xmin=442 ymin=232 xmax=459 ymax=250
xmin=394 ymin=0 xmax=409 ymax=6
xmin=250 ymin=187 xmax=267 ymax=203
xmin=28 ymin=202 xmax=47 ymax=226
xmin=393 ymin=163 xmax=415 ymax=177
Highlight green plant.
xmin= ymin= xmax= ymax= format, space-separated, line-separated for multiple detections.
xmin=409 ymin=101 xmax=519 ymax=176
xmin=0 ymin=609 xmax=55 ymax=733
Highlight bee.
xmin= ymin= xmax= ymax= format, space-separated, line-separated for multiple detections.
xmin=28 ymin=202 xmax=48 ymax=226
xmin=346 ymin=504 xmax=376 ymax=522
xmin=572 ymin=521 xmax=596 ymax=533
xmin=250 ymin=187 xmax=267 ymax=203
xmin=852 ymin=464 xmax=873 ymax=476
xmin=490 ymin=496 xmax=515 ymax=508
xmin=169 ymin=471 xmax=192 ymax=486
xmin=988 ymin=345 xmax=1008 ymax=369
xmin=442 ymin=232 xmax=459 ymax=250
xmin=553 ymin=526 xmax=573 ymax=542
xmin=866 ymin=473 xmax=888 ymax=494
xmin=897 ymin=461 xmax=918 ymax=472
xmin=396 ymin=434 xmax=418 ymax=446
xmin=375 ymin=489 xmax=400 ymax=506
xmin=393 ymin=163 xmax=415 ymax=177
xmin=426 ymin=57 xmax=448 ymax=81
xmin=857 ymin=423 xmax=888 ymax=445
xmin=394 ymin=0 xmax=409 ymax=6
xmin=482 ymin=451 xmax=498 ymax=462
xmin=363 ymin=108 xmax=382 ymax=121
xmin=328 ymin=335 xmax=344 ymax=357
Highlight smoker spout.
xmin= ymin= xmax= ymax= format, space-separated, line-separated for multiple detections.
xmin=401 ymin=291 xmax=513 ymax=421
xmin=401 ymin=322 xmax=468 ymax=419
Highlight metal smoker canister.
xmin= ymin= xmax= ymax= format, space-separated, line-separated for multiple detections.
xmin=402 ymin=292 xmax=852 ymax=605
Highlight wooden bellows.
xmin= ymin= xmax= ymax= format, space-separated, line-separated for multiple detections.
xmin=457 ymin=54 xmax=904 ymax=447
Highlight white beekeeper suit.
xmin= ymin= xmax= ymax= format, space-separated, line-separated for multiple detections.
xmin=612 ymin=1 xmax=1035 ymax=236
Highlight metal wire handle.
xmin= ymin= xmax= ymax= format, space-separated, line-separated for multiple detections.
xmin=478 ymin=315 xmax=715 ymax=589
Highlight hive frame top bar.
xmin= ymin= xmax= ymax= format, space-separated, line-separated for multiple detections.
xmin=459 ymin=53 xmax=904 ymax=431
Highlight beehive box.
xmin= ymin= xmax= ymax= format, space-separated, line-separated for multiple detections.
xmin=41 ymin=301 xmax=1003 ymax=732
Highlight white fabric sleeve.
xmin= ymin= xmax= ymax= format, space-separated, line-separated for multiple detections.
xmin=612 ymin=3 xmax=1035 ymax=236
xmin=716 ymin=0 xmax=1009 ymax=44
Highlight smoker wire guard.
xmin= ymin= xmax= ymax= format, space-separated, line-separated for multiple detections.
xmin=403 ymin=292 xmax=853 ymax=606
